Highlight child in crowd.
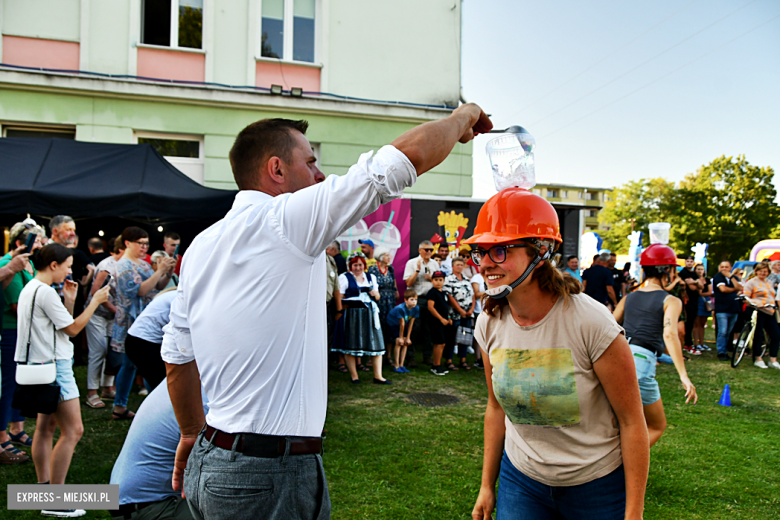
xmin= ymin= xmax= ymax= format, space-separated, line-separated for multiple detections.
xmin=427 ymin=271 xmax=452 ymax=376
xmin=387 ymin=289 xmax=419 ymax=373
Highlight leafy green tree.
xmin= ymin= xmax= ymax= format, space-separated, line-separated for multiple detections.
xmin=599 ymin=178 xmax=676 ymax=254
xmin=670 ymin=155 xmax=777 ymax=263
xmin=599 ymin=156 xmax=777 ymax=266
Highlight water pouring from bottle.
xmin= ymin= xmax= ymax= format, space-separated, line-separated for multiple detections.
xmin=486 ymin=126 xmax=536 ymax=191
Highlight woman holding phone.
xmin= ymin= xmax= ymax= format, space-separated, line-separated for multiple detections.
xmin=15 ymin=243 xmax=109 ymax=514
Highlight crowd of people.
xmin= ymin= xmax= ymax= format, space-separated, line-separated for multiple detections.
xmin=2 ymin=104 xmax=775 ymax=520
xmin=0 ymin=216 xmax=182 ymax=517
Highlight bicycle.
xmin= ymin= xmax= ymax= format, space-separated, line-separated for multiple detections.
xmin=731 ymin=296 xmax=772 ymax=368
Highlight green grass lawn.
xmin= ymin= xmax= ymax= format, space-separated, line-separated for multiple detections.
xmin=2 ymin=329 xmax=779 ymax=519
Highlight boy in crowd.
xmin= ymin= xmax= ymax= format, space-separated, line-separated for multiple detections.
xmin=427 ymin=271 xmax=452 ymax=376
xmin=388 ymin=289 xmax=419 ymax=373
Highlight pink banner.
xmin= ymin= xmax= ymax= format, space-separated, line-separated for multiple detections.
xmin=363 ymin=198 xmax=412 ymax=303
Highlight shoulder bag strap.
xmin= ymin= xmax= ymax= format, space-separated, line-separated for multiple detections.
xmin=23 ymin=286 xmax=41 ymax=364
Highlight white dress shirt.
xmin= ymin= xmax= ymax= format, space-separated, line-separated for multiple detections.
xmin=161 ymin=145 xmax=416 ymax=436
xmin=403 ymin=256 xmax=440 ymax=297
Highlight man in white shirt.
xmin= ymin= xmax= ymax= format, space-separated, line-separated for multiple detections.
xmin=403 ymin=240 xmax=441 ymax=367
xmin=162 ymin=106 xmax=492 ymax=520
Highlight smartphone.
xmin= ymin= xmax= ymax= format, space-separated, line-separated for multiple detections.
xmin=101 ymin=274 xmax=112 ymax=288
xmin=24 ymin=233 xmax=37 ymax=254
xmin=173 ymin=244 xmax=180 ymax=259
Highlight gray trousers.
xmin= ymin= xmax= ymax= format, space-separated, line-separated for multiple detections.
xmin=184 ymin=430 xmax=330 ymax=520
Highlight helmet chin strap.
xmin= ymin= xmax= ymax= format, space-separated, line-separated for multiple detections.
xmin=486 ymin=248 xmax=551 ymax=299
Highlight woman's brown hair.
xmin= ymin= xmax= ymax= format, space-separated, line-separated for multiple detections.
xmin=483 ymin=250 xmax=582 ymax=317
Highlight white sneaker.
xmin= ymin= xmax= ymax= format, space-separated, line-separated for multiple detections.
xmin=768 ymin=361 xmax=780 ymax=370
xmin=138 ymin=388 xmax=149 ymax=396
xmin=754 ymin=359 xmax=768 ymax=369
xmin=41 ymin=510 xmax=86 ymax=518
xmin=466 ymin=346 xmax=475 ymax=355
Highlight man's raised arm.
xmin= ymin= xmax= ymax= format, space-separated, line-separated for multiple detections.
xmin=392 ymin=103 xmax=492 ymax=175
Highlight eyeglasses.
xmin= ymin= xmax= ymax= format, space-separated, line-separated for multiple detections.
xmin=134 ymin=241 xmax=150 ymax=248
xmin=470 ymin=244 xmax=529 ymax=266
xmin=422 ymin=248 xmax=434 ymax=252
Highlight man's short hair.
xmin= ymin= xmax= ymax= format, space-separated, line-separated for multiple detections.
xmin=88 ymin=237 xmax=103 ymax=251
xmin=403 ymin=289 xmax=418 ymax=300
xmin=49 ymin=215 xmax=74 ymax=232
xmin=598 ymin=252 xmax=611 ymax=263
xmin=150 ymin=250 xmax=169 ymax=264
xmin=329 ymin=241 xmax=341 ymax=252
xmin=419 ymin=240 xmax=433 ymax=249
xmin=610 ymin=252 xmax=617 ymax=257
xmin=229 ymin=118 xmax=309 ymax=190
xmin=593 ymin=254 xmax=600 ymax=262
xmin=452 ymin=256 xmax=466 ymax=265
xmin=567 ymin=255 xmax=578 ymax=262
xmin=164 ymin=232 xmax=180 ymax=241
xmin=685 ymin=255 xmax=695 ymax=260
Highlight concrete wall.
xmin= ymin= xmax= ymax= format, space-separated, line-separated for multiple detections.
xmin=324 ymin=0 xmax=460 ymax=106
xmin=2 ymin=0 xmax=81 ymax=42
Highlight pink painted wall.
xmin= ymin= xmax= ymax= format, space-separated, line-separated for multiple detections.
xmin=2 ymin=36 xmax=79 ymax=70
xmin=255 ymin=61 xmax=320 ymax=92
xmin=137 ymin=47 xmax=205 ymax=82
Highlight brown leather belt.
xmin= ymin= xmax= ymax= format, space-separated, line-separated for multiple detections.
xmin=203 ymin=425 xmax=322 ymax=458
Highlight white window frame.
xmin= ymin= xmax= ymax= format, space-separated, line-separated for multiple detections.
xmin=578 ymin=191 xmax=583 ymax=199
xmin=257 ymin=0 xmax=319 ymax=64
xmin=547 ymin=189 xmax=557 ymax=198
xmin=134 ymin=131 xmax=205 ymax=184
xmin=561 ymin=190 xmax=567 ymax=198
xmin=141 ymin=0 xmax=204 ymax=50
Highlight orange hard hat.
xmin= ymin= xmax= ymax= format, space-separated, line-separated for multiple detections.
xmin=463 ymin=188 xmax=561 ymax=246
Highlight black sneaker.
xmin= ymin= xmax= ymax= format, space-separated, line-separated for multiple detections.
xmin=718 ymin=353 xmax=730 ymax=361
xmin=430 ymin=365 xmax=448 ymax=376
xmin=474 ymin=359 xmax=485 ymax=369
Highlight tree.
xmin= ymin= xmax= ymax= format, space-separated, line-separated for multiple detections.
xmin=671 ymin=155 xmax=777 ymax=263
xmin=599 ymin=156 xmax=778 ymax=266
xmin=599 ymin=178 xmax=676 ymax=254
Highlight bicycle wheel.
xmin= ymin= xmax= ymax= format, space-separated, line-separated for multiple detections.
xmin=732 ymin=325 xmax=752 ymax=368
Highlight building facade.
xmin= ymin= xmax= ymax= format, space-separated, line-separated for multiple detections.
xmin=0 ymin=0 xmax=472 ymax=194
xmin=533 ymin=183 xmax=612 ymax=232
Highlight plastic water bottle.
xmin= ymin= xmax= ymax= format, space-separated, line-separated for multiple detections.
xmin=486 ymin=129 xmax=536 ymax=191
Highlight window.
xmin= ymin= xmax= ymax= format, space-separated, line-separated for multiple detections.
xmin=561 ymin=190 xmax=567 ymax=198
xmin=547 ymin=189 xmax=558 ymax=198
xmin=578 ymin=191 xmax=583 ymax=199
xmin=588 ymin=210 xmax=598 ymax=217
xmin=532 ymin=189 xmax=541 ymax=195
xmin=2 ymin=125 xmax=75 ymax=139
xmin=136 ymin=133 xmax=204 ymax=184
xmin=261 ymin=0 xmax=316 ymax=63
xmin=584 ymin=192 xmax=594 ymax=200
xmin=142 ymin=0 xmax=203 ymax=49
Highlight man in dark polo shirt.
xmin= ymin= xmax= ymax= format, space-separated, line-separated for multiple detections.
xmin=582 ymin=252 xmax=616 ymax=308
xmin=678 ymin=255 xmax=703 ymax=351
xmin=712 ymin=260 xmax=743 ymax=361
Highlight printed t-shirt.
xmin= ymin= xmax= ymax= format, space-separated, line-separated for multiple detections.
xmin=427 ymin=288 xmax=450 ymax=323
xmin=713 ymin=273 xmax=741 ymax=314
xmin=742 ymin=278 xmax=775 ymax=308
xmin=403 ymin=256 xmax=440 ymax=297
xmin=443 ymin=273 xmax=474 ymax=319
xmin=582 ymin=264 xmax=613 ymax=304
xmin=15 ymin=279 xmax=75 ymax=362
xmin=387 ymin=303 xmax=419 ymax=327
xmin=475 ymin=293 xmax=624 ymax=486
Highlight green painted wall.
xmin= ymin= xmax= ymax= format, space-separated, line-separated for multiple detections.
xmin=0 ymin=87 xmax=472 ymax=195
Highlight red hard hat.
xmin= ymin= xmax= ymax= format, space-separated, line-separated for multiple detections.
xmin=640 ymin=244 xmax=678 ymax=266
xmin=462 ymin=188 xmax=561 ymax=245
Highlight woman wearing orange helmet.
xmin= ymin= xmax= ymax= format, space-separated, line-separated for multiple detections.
xmin=612 ymin=244 xmax=697 ymax=448
xmin=468 ymin=188 xmax=648 ymax=520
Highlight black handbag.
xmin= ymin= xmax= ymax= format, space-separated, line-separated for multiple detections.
xmin=12 ymin=286 xmax=61 ymax=417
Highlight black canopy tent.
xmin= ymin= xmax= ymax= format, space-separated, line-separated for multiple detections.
xmin=0 ymin=138 xmax=236 ymax=221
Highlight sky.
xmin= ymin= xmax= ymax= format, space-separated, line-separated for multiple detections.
xmin=461 ymin=0 xmax=780 ymax=199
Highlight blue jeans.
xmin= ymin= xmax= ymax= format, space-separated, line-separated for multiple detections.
xmin=716 ymin=313 xmax=738 ymax=355
xmin=113 ymin=352 xmax=136 ymax=408
xmin=497 ymin=451 xmax=625 ymax=519
xmin=0 ymin=329 xmax=26 ymax=429
xmin=185 ymin=430 xmax=330 ymax=520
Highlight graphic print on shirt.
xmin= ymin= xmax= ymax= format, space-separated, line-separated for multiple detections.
xmin=490 ymin=348 xmax=580 ymax=427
